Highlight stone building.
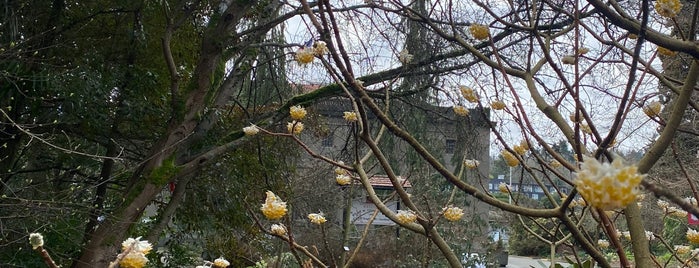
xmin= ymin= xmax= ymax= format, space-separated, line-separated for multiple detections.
xmin=290 ymin=92 xmax=493 ymax=266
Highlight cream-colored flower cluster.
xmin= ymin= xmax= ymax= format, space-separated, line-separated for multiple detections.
xmin=453 ymin=105 xmax=469 ymax=116
xmin=657 ymin=199 xmax=688 ymax=217
xmin=290 ymin=105 xmax=307 ymax=120
xmin=655 ymin=0 xmax=682 ymax=17
xmin=490 ymin=100 xmax=506 ymax=110
xmin=469 ymin=24 xmax=490 ymax=40
xmin=335 ymin=163 xmax=352 ymax=185
xmin=271 ymin=223 xmax=287 ymax=236
xmin=119 ymin=237 xmax=152 ymax=268
xmin=295 ymin=40 xmax=328 ymax=66
xmin=243 ymin=124 xmax=259 ymax=136
xmin=574 ymin=157 xmax=643 ymax=210
xmin=213 ymin=257 xmax=230 ymax=268
xmin=579 ymin=124 xmax=592 ymax=134
xmin=396 ymin=210 xmax=417 ymax=224
xmin=313 ymin=41 xmax=328 ymax=56
xmin=295 ymin=47 xmax=315 ymax=65
xmin=287 ymin=121 xmax=304 ymax=134
xmin=501 ymin=150 xmax=519 ymax=167
xmin=498 ymin=182 xmax=510 ymax=193
xmin=29 ymin=233 xmax=44 ymax=250
xmin=459 ymin=86 xmax=479 ymax=103
xmin=643 ymin=101 xmax=662 ymax=117
xmin=550 ymin=160 xmax=562 ymax=168
xmin=398 ymin=48 xmax=414 ymax=64
xmin=675 ymin=245 xmax=692 ymax=255
xmin=336 ymin=174 xmax=351 ymax=186
xmin=658 ymin=46 xmax=677 ymax=57
xmin=442 ymin=206 xmax=464 ymax=222
xmin=343 ymin=111 xmax=358 ymax=122
xmin=261 ymin=191 xmax=288 ymax=220
xmin=513 ymin=140 xmax=529 ymax=155
xmin=308 ymin=213 xmax=327 ymax=225
xmin=464 ymin=159 xmax=480 ymax=169
xmin=688 ymin=229 xmax=699 ymax=244
xmin=287 ymin=105 xmax=307 ymax=134
xmin=597 ymin=239 xmax=610 ymax=249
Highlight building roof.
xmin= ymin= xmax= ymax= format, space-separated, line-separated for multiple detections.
xmin=366 ymin=175 xmax=412 ymax=189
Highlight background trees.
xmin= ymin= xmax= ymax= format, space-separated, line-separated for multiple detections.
xmin=2 ymin=0 xmax=699 ymax=267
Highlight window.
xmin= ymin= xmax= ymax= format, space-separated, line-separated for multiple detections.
xmin=531 ymin=194 xmax=539 ymax=200
xmin=488 ymin=183 xmax=493 ymax=190
xmin=534 ymin=186 xmax=543 ymax=193
xmin=523 ymin=185 xmax=533 ymax=192
xmin=445 ymin=139 xmax=456 ymax=154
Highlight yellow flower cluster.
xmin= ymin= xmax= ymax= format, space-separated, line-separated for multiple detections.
xmin=287 ymin=121 xmax=304 ymax=134
xmin=561 ymin=55 xmax=577 ymax=65
xmin=335 ymin=163 xmax=348 ymax=175
xmin=271 ymin=223 xmax=287 ymax=236
xmin=570 ymin=198 xmax=587 ymax=207
xmin=675 ymin=245 xmax=692 ymax=255
xmin=442 ymin=206 xmax=464 ymax=222
xmin=29 ymin=233 xmax=43 ymax=250
xmin=658 ymin=46 xmax=678 ymax=57
xmin=213 ymin=257 xmax=230 ymax=268
xmin=119 ymin=237 xmax=152 ymax=268
xmin=313 ymin=41 xmax=328 ymax=56
xmin=550 ymin=160 xmax=562 ymax=168
xmin=580 ymin=124 xmax=592 ymax=134
xmin=459 ymin=86 xmax=479 ymax=103
xmin=513 ymin=140 xmax=529 ymax=155
xmin=336 ymin=174 xmax=351 ymax=186
xmin=121 ymin=237 xmax=152 ymax=254
xmin=597 ymin=239 xmax=610 ymax=249
xmin=688 ymin=229 xmax=699 ymax=244
xmin=308 ymin=213 xmax=327 ymax=224
xmin=490 ymin=100 xmax=506 ymax=110
xmin=667 ymin=206 xmax=688 ymax=218
xmin=574 ymin=157 xmax=643 ymax=210
xmin=501 ymin=150 xmax=519 ymax=167
xmin=464 ymin=159 xmax=480 ymax=169
xmin=655 ymin=0 xmax=682 ymax=18
xmin=290 ymin=105 xmax=307 ymax=120
xmin=295 ymin=47 xmax=315 ymax=65
xmin=398 ymin=48 xmax=414 ymax=64
xmin=498 ymin=182 xmax=509 ymax=193
xmin=569 ymin=113 xmax=582 ymax=123
xmin=343 ymin=111 xmax=358 ymax=122
xmin=643 ymin=101 xmax=662 ymax=117
xmin=396 ymin=210 xmax=417 ymax=224
xmin=469 ymin=24 xmax=490 ymax=40
xmin=453 ymin=105 xmax=469 ymax=116
xmin=243 ymin=124 xmax=259 ymax=136
xmin=261 ymin=191 xmax=288 ymax=220
xmin=119 ymin=254 xmax=148 ymax=268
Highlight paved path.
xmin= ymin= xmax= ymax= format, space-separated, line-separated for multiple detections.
xmin=505 ymin=255 xmax=571 ymax=268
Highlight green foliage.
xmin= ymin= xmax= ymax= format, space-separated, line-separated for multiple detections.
xmin=560 ymin=256 xmax=594 ymax=268
xmin=508 ymin=217 xmax=549 ymax=257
